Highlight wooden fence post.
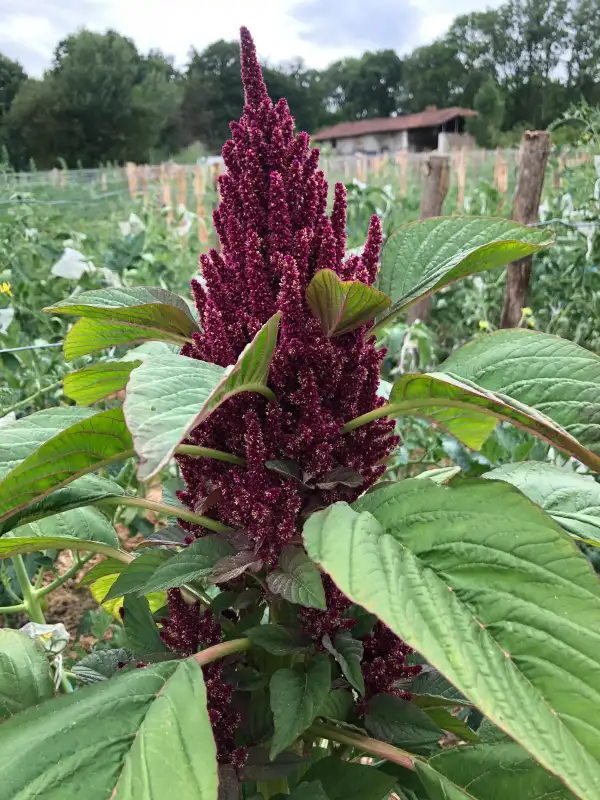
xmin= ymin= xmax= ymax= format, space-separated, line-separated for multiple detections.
xmin=407 ymin=154 xmax=450 ymax=325
xmin=500 ymin=130 xmax=551 ymax=328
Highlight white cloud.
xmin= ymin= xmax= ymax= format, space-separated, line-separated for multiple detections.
xmin=0 ymin=0 xmax=503 ymax=75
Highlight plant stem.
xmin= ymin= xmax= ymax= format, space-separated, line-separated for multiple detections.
xmin=100 ymin=496 xmax=234 ymax=534
xmin=0 ymin=380 xmax=62 ymax=417
xmin=176 ymin=444 xmax=246 ymax=467
xmin=308 ymin=721 xmax=416 ymax=771
xmin=12 ymin=554 xmax=46 ymax=624
xmin=37 ymin=552 xmax=95 ymax=599
xmin=0 ymin=600 xmax=27 ymax=614
xmin=193 ymin=637 xmax=251 ymax=667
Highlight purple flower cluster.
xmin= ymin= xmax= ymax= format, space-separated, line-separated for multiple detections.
xmin=159 ymin=26 xmax=419 ymax=763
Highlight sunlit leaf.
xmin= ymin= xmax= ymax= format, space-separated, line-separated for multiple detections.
xmin=304 ymin=480 xmax=600 ymax=800
xmin=306 ymin=269 xmax=391 ymax=336
xmin=375 ymin=217 xmax=553 ymax=331
xmin=125 ymin=312 xmax=281 ymax=479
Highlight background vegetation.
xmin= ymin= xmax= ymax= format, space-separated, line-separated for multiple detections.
xmin=1 ymin=0 xmax=600 ymax=167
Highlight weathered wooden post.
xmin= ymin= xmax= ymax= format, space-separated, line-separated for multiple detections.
xmin=500 ymin=130 xmax=551 ymax=328
xmin=407 ymin=154 xmax=449 ymax=324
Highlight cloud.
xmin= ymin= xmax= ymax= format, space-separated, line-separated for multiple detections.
xmin=290 ymin=0 xmax=422 ymax=52
xmin=0 ymin=0 xmax=111 ymax=73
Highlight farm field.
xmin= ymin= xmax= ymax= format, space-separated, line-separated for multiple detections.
xmin=1 ymin=77 xmax=600 ymax=798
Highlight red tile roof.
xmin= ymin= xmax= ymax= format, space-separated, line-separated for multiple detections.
xmin=312 ymin=108 xmax=477 ymax=141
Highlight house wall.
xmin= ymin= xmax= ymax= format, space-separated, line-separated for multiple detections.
xmin=328 ymin=130 xmax=408 ymax=155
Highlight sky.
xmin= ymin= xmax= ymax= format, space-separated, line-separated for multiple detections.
xmin=0 ymin=0 xmax=501 ymax=76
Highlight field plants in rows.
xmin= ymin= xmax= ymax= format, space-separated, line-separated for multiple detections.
xmin=3 ymin=27 xmax=600 ymax=800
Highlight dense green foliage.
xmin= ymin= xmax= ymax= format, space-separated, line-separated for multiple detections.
xmin=1 ymin=0 xmax=600 ymax=166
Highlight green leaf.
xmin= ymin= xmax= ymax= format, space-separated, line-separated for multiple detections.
xmin=406 ymin=669 xmax=469 ymax=708
xmin=303 ymin=479 xmax=600 ymax=800
xmin=11 ymin=506 xmax=119 ymax=548
xmin=441 ymin=329 xmax=600 ymax=461
xmin=75 ymin=648 xmax=133 ymax=679
xmin=266 ymin=545 xmax=327 ymax=610
xmin=270 ymin=654 xmax=331 ymax=757
xmin=63 ymin=361 xmax=140 ymax=405
xmin=0 ymin=408 xmax=132 ymax=526
xmin=423 ymin=707 xmax=480 ymax=743
xmin=484 ymin=461 xmax=600 ymax=543
xmin=0 ymin=475 xmax=123 ymax=536
xmin=139 ymin=536 xmax=234 ymax=594
xmin=364 ymin=694 xmax=443 ymax=749
xmin=122 ymin=594 xmax=169 ymax=658
xmin=79 ymin=557 xmax=125 ymax=585
xmin=289 ymin=781 xmax=330 ymax=800
xmin=246 ymin=624 xmax=311 ymax=656
xmin=44 ymin=286 xmax=200 ymax=359
xmin=0 ymin=630 xmax=54 ymax=720
xmin=380 ymin=372 xmax=596 ymax=465
xmin=322 ymin=631 xmax=365 ymax=695
xmin=124 ymin=312 xmax=281 ymax=479
xmin=375 ymin=217 xmax=553 ymax=331
xmin=319 ymin=689 xmax=355 ymax=722
xmin=303 ymin=756 xmax=397 ymax=800
xmin=0 ymin=407 xmax=95 ymax=479
xmin=103 ymin=550 xmax=174 ymax=601
xmin=0 ymin=659 xmax=219 ymax=800
xmin=415 ymin=742 xmax=577 ymax=800
xmin=0 ymin=535 xmax=125 ymax=562
xmin=306 ymin=269 xmax=391 ymax=337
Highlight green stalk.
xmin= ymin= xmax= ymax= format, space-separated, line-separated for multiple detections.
xmin=37 ymin=552 xmax=95 ymax=599
xmin=100 ymin=495 xmax=234 ymax=534
xmin=12 ymin=554 xmax=45 ymax=624
xmin=0 ymin=380 xmax=62 ymax=417
xmin=193 ymin=637 xmax=251 ymax=667
xmin=308 ymin=721 xmax=416 ymax=771
xmin=176 ymin=444 xmax=246 ymax=467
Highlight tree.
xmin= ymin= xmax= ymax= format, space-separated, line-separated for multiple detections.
xmin=0 ymin=54 xmax=26 ymax=118
xmin=322 ymin=50 xmax=403 ymax=120
xmin=467 ymin=79 xmax=506 ymax=147
xmin=401 ymin=41 xmax=469 ymax=113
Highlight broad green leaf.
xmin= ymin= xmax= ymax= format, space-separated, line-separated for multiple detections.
xmin=0 ymin=535 xmax=126 ymax=562
xmin=319 ymin=689 xmax=355 ymax=723
xmin=75 ymin=648 xmax=133 ymax=680
xmin=379 ymin=372 xmax=597 ymax=466
xmin=124 ymin=312 xmax=281 ymax=479
xmin=0 ymin=659 xmax=219 ymax=800
xmin=266 ymin=545 xmax=326 ymax=610
xmin=0 ymin=407 xmax=94 ymax=479
xmin=288 ymin=781 xmax=329 ymax=800
xmin=374 ymin=217 xmax=553 ymax=330
xmin=485 ymin=461 xmax=600 ymax=544
xmin=304 ymin=480 xmax=600 ymax=800
xmin=139 ymin=536 xmax=234 ymax=594
xmin=11 ymin=506 xmax=119 ymax=548
xmin=322 ymin=631 xmax=365 ymax=695
xmin=303 ymin=756 xmax=397 ymax=800
xmin=415 ymin=742 xmax=576 ymax=800
xmin=0 ymin=475 xmax=123 ymax=536
xmin=364 ymin=694 xmax=443 ymax=749
xmin=246 ymin=624 xmax=311 ymax=656
xmin=104 ymin=550 xmax=173 ymax=601
xmin=0 ymin=408 xmax=132 ymax=526
xmin=0 ymin=630 xmax=54 ymax=720
xmin=89 ymin=573 xmax=169 ymax=620
xmin=306 ymin=268 xmax=391 ymax=337
xmin=414 ymin=466 xmax=461 ymax=484
xmin=79 ymin=557 xmax=125 ymax=585
xmin=270 ymin=654 xmax=331 ymax=757
xmin=122 ymin=594 xmax=169 ymax=658
xmin=424 ymin=707 xmax=480 ymax=743
xmin=441 ymin=329 xmax=600 ymax=461
xmin=44 ymin=286 xmax=200 ymax=359
xmin=63 ymin=361 xmax=140 ymax=405
xmin=406 ymin=669 xmax=469 ymax=708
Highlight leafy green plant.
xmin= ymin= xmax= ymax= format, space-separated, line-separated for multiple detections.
xmin=1 ymin=28 xmax=600 ymax=800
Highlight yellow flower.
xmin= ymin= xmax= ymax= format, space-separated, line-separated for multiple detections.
xmin=521 ymin=307 xmax=533 ymax=317
xmin=0 ymin=282 xmax=11 ymax=297
xmin=478 ymin=320 xmax=490 ymax=331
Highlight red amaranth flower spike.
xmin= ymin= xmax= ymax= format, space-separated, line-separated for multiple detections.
xmin=167 ymin=26 xmax=417 ymax=751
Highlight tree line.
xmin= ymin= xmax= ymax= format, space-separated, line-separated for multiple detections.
xmin=0 ymin=0 xmax=598 ymax=169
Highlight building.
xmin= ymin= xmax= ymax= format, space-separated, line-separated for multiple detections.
xmin=312 ymin=106 xmax=477 ymax=155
